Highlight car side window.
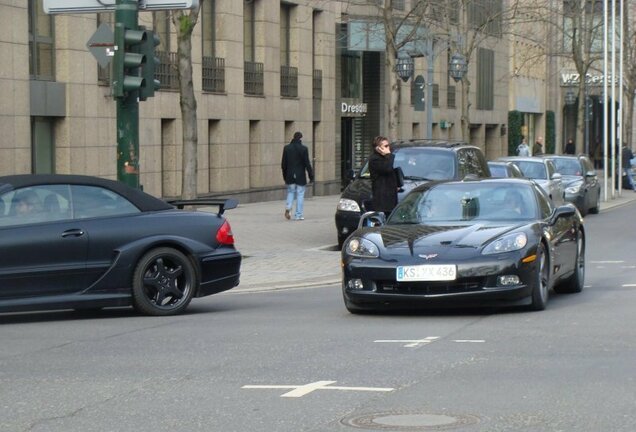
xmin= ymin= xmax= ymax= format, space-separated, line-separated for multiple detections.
xmin=458 ymin=149 xmax=487 ymax=178
xmin=71 ymin=185 xmax=140 ymax=219
xmin=534 ymin=185 xmax=553 ymax=218
xmin=0 ymin=185 xmax=71 ymax=227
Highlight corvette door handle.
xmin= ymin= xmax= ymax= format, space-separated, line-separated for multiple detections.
xmin=62 ymin=229 xmax=85 ymax=238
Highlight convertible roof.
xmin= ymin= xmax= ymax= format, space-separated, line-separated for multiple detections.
xmin=0 ymin=174 xmax=174 ymax=212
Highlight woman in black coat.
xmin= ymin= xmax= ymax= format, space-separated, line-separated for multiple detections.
xmin=368 ymin=136 xmax=398 ymax=214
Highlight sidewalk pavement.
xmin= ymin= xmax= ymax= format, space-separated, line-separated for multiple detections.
xmin=225 ymin=188 xmax=636 ymax=293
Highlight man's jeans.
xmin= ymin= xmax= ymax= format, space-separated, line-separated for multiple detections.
xmin=625 ymin=167 xmax=635 ymax=190
xmin=286 ymin=184 xmax=306 ymax=219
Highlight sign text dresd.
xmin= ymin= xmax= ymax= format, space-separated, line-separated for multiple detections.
xmin=341 ymin=100 xmax=367 ymax=117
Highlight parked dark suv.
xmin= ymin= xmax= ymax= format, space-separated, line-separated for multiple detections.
xmin=335 ymin=140 xmax=491 ymax=247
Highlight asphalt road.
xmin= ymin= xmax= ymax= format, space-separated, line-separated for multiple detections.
xmin=1 ymin=203 xmax=636 ymax=432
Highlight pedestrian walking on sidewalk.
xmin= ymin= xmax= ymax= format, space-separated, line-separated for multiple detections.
xmin=281 ymin=131 xmax=314 ymax=220
xmin=533 ymin=136 xmax=544 ymax=156
xmin=621 ymin=143 xmax=635 ymax=191
xmin=516 ymin=137 xmax=530 ymax=156
xmin=369 ymin=136 xmax=398 ymax=216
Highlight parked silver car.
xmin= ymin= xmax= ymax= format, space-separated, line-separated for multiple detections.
xmin=541 ymin=154 xmax=601 ymax=215
xmin=497 ymin=157 xmax=564 ymax=204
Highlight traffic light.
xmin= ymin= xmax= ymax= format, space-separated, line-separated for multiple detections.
xmin=139 ymin=29 xmax=161 ymax=100
xmin=112 ymin=23 xmax=146 ymax=98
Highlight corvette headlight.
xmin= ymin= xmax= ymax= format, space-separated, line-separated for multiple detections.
xmin=565 ymin=182 xmax=583 ymax=194
xmin=337 ymin=198 xmax=361 ymax=212
xmin=345 ymin=237 xmax=379 ymax=258
xmin=482 ymin=232 xmax=528 ymax=255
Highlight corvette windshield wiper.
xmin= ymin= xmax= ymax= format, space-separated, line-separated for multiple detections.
xmin=403 ymin=175 xmax=432 ymax=181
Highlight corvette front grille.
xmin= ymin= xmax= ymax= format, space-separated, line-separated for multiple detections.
xmin=378 ymin=278 xmax=486 ymax=295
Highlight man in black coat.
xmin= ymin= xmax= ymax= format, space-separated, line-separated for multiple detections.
xmin=369 ymin=136 xmax=398 ymax=215
xmin=281 ymin=132 xmax=314 ymax=220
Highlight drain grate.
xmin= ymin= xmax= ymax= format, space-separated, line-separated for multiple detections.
xmin=341 ymin=410 xmax=479 ymax=431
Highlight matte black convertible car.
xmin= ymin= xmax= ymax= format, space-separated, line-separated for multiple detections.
xmin=342 ymin=178 xmax=585 ymax=313
xmin=0 ymin=175 xmax=241 ymax=316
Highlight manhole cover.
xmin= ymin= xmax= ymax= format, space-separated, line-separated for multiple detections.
xmin=341 ymin=410 xmax=479 ymax=431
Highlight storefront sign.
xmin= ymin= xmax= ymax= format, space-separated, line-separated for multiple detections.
xmin=341 ymin=100 xmax=368 ymax=117
xmin=560 ymin=72 xmax=619 ymax=86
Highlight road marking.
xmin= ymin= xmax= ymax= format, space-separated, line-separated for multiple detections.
xmin=621 ymin=266 xmax=636 ymax=269
xmin=374 ymin=336 xmax=440 ymax=348
xmin=453 ymin=340 xmax=485 ymax=343
xmin=590 ymin=260 xmax=624 ymax=264
xmin=622 ymin=284 xmax=636 ymax=287
xmin=242 ymin=380 xmax=394 ymax=397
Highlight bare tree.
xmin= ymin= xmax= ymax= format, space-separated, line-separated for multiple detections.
xmin=170 ymin=6 xmax=200 ymax=200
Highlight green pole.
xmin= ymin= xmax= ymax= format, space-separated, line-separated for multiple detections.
xmin=115 ymin=0 xmax=140 ymax=188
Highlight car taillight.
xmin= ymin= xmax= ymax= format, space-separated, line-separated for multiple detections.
xmin=216 ymin=220 xmax=235 ymax=245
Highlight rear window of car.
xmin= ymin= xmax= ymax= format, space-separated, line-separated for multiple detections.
xmin=551 ymin=158 xmax=582 ymax=176
xmin=488 ymin=165 xmax=507 ymax=177
xmin=514 ymin=161 xmax=547 ymax=179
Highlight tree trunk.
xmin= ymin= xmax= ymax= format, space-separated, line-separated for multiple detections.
xmin=174 ymin=11 xmax=199 ymax=200
xmin=386 ymin=44 xmax=400 ymax=140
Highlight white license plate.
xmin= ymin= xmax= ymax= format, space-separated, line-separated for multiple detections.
xmin=396 ymin=264 xmax=457 ymax=281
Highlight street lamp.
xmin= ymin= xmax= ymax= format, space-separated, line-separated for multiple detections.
xmin=448 ymin=52 xmax=467 ymax=82
xmin=395 ymin=56 xmax=414 ymax=82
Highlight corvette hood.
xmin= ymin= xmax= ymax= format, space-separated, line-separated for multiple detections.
xmin=367 ymin=222 xmax=526 ymax=258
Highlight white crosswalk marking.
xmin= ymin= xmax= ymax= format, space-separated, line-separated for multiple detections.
xmin=374 ymin=336 xmax=440 ymax=348
xmin=242 ymin=381 xmax=394 ymax=397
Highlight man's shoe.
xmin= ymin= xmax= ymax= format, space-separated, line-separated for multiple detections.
xmin=284 ymin=209 xmax=291 ymax=220
xmin=294 ymin=216 xmax=305 ymax=221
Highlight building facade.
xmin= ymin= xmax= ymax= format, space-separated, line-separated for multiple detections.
xmin=7 ymin=0 xmax=626 ymax=202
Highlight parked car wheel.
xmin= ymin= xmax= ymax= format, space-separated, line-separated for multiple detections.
xmin=554 ymin=232 xmax=585 ymax=294
xmin=588 ymin=191 xmax=601 ymax=214
xmin=529 ymin=243 xmax=549 ymax=311
xmin=132 ymin=247 xmax=197 ymax=316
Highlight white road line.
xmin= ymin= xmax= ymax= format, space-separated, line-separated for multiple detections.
xmin=453 ymin=340 xmax=485 ymax=343
xmin=242 ymin=381 xmax=394 ymax=398
xmin=622 ymin=284 xmax=636 ymax=287
xmin=590 ymin=260 xmax=624 ymax=264
xmin=374 ymin=336 xmax=440 ymax=348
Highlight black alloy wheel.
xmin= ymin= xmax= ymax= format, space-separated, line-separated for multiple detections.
xmin=529 ymin=243 xmax=549 ymax=311
xmin=132 ymin=247 xmax=197 ymax=316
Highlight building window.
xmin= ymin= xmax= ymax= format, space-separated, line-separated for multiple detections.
xmin=28 ymin=0 xmax=55 ymax=80
xmin=280 ymin=4 xmax=291 ymax=66
xmin=202 ymin=0 xmax=216 ymax=59
xmin=32 ymin=117 xmax=55 ymax=174
xmin=468 ymin=0 xmax=502 ymax=37
xmin=477 ymin=48 xmax=494 ymax=110
xmin=244 ymin=0 xmax=255 ymax=62
xmin=341 ymin=53 xmax=362 ymax=99
xmin=202 ymin=0 xmax=224 ymax=92
xmin=154 ymin=11 xmax=171 ymax=52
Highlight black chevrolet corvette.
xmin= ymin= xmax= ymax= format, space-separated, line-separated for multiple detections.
xmin=342 ymin=178 xmax=585 ymax=313
xmin=0 ymin=175 xmax=241 ymax=316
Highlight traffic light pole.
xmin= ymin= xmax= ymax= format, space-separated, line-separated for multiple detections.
xmin=115 ymin=0 xmax=140 ymax=188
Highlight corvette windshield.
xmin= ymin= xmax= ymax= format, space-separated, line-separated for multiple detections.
xmin=389 ymin=183 xmax=537 ymax=223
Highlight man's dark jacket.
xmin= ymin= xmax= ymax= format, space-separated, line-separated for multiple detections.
xmin=369 ymin=152 xmax=398 ymax=213
xmin=281 ymin=139 xmax=314 ymax=186
xmin=622 ymin=146 xmax=634 ymax=169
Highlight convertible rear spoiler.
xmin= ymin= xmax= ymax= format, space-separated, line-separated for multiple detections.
xmin=166 ymin=198 xmax=239 ymax=216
